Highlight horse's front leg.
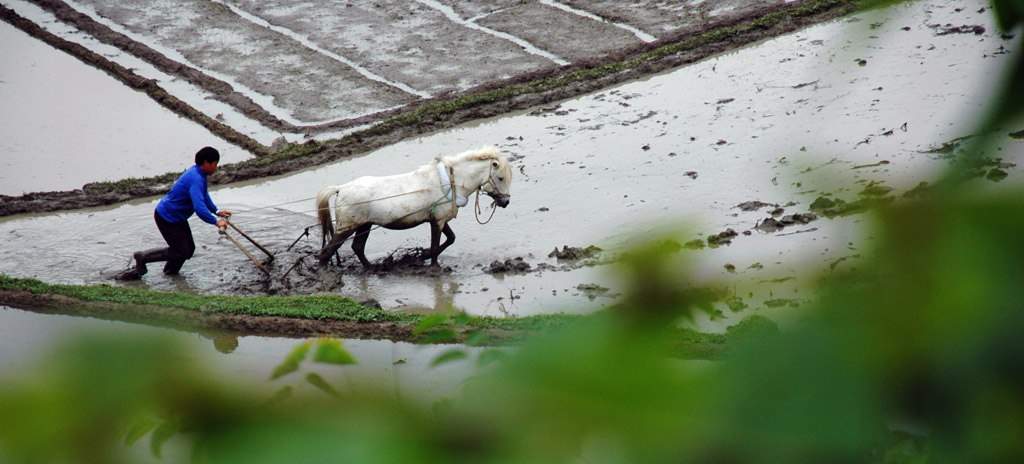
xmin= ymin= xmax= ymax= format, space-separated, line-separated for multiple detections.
xmin=429 ymin=222 xmax=441 ymax=266
xmin=437 ymin=223 xmax=456 ymax=256
xmin=428 ymin=222 xmax=455 ymax=266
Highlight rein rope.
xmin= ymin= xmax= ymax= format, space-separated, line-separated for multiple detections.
xmin=473 ymin=189 xmax=499 ymax=224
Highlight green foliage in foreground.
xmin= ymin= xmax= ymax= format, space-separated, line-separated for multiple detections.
xmin=2 ymin=2 xmax=1023 ymax=463
xmin=1 ymin=183 xmax=1022 ymax=463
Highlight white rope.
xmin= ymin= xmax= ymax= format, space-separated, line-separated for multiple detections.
xmin=230 ymin=196 xmax=318 ymax=215
xmin=474 ymin=189 xmax=499 ymax=225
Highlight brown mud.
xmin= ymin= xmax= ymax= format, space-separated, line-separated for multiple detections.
xmin=225 ymin=244 xmax=608 ymax=297
xmin=0 ymin=0 xmax=867 ymax=217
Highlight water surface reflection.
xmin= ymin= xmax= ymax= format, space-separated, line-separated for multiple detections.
xmin=0 ymin=305 xmax=480 ymax=401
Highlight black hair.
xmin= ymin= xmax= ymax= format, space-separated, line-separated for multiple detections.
xmin=195 ymin=146 xmax=220 ymax=166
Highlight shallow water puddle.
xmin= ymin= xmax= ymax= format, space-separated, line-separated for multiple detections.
xmin=1 ymin=0 xmax=1021 ymax=329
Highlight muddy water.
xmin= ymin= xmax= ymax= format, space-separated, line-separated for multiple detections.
xmin=1 ymin=1 xmax=1022 ymax=329
xmin=0 ymin=20 xmax=252 ymax=196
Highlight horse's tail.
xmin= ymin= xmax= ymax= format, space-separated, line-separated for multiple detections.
xmin=316 ymin=185 xmax=340 ymax=240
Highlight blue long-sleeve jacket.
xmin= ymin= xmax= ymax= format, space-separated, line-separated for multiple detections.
xmin=155 ymin=165 xmax=218 ymax=224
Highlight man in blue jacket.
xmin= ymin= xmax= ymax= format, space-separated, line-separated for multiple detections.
xmin=118 ymin=147 xmax=231 ymax=280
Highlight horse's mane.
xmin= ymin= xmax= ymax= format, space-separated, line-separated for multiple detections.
xmin=442 ymin=146 xmax=512 ymax=178
xmin=448 ymin=146 xmax=501 ymax=162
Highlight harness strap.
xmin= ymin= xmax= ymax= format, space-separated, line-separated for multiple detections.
xmin=435 ymin=158 xmax=469 ymax=208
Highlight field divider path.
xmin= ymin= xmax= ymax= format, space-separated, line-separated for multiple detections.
xmin=20 ymin=0 xmax=299 ymax=132
xmin=209 ymin=0 xmax=431 ymax=100
xmin=539 ymin=0 xmax=658 ymax=43
xmin=415 ymin=0 xmax=570 ymax=66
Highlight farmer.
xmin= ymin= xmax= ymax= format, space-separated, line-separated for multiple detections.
xmin=118 ymin=147 xmax=231 ymax=279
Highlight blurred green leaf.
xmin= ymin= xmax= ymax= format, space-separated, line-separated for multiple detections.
xmin=431 ymin=349 xmax=468 ymax=367
xmin=149 ymin=420 xmax=180 ymax=459
xmin=991 ymin=0 xmax=1024 ymax=31
xmin=123 ymin=416 xmax=157 ymax=446
xmin=477 ymin=349 xmax=508 ymax=368
xmin=432 ymin=397 xmax=456 ymax=418
xmin=305 ymin=373 xmax=341 ymax=398
xmin=269 ymin=341 xmax=312 ymax=380
xmin=464 ymin=330 xmax=490 ymax=346
xmin=312 ymin=339 xmax=357 ymax=366
xmin=453 ymin=311 xmax=472 ymax=327
xmin=412 ymin=313 xmax=449 ymax=336
xmin=261 ymin=385 xmax=293 ymax=410
xmin=418 ymin=329 xmax=458 ymax=345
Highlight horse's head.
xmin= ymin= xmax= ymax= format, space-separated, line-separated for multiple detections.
xmin=449 ymin=146 xmax=513 ymax=208
xmin=481 ymin=153 xmax=512 ymax=208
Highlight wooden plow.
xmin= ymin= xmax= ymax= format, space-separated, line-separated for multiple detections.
xmin=221 ymin=218 xmax=274 ymax=275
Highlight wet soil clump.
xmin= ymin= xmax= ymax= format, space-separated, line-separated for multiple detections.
xmin=548 ymin=245 xmax=603 ymax=261
xmin=707 ymin=229 xmax=739 ymax=247
xmin=485 ymin=257 xmax=533 ymax=275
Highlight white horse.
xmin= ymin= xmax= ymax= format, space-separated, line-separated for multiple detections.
xmin=315 ymin=146 xmax=513 ymax=268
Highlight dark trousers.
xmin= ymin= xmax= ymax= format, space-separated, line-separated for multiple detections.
xmin=154 ymin=210 xmax=196 ymax=275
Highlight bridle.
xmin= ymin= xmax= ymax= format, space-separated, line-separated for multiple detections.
xmin=479 ymin=162 xmax=510 ymax=204
xmin=435 ymin=158 xmax=509 ymax=224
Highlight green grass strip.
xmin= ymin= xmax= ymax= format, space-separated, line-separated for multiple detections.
xmin=1 ymin=274 xmax=747 ymax=357
xmin=0 ymin=274 xmax=588 ymax=331
xmin=0 ymin=274 xmax=413 ymax=323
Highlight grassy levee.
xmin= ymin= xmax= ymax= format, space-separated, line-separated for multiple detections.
xmin=0 ymin=274 xmax=745 ymax=358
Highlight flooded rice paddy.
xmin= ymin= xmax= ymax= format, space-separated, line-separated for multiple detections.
xmin=4 ymin=0 xmax=822 ymax=136
xmin=0 ymin=19 xmax=252 ymax=196
xmin=0 ymin=0 xmax=1022 ymax=392
xmin=3 ymin=0 xmax=1021 ymax=318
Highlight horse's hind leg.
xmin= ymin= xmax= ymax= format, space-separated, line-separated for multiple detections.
xmin=350 ymin=224 xmax=373 ymax=269
xmin=318 ymin=228 xmax=355 ymax=265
